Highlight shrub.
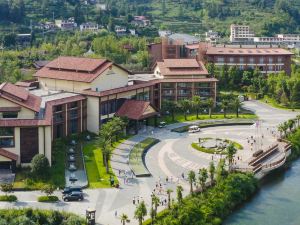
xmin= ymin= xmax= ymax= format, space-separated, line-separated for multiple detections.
xmin=41 ymin=184 xmax=55 ymax=196
xmin=37 ymin=196 xmax=59 ymax=202
xmin=0 ymin=195 xmax=17 ymax=202
xmin=0 ymin=183 xmax=13 ymax=194
xmin=30 ymin=154 xmax=50 ymax=178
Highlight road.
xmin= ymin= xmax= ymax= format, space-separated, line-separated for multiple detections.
xmin=0 ymin=101 xmax=297 ymax=225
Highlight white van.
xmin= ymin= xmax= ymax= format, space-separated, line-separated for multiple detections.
xmin=188 ymin=125 xmax=201 ymax=133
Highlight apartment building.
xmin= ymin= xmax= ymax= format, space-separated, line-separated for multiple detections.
xmin=230 ymin=24 xmax=255 ymax=43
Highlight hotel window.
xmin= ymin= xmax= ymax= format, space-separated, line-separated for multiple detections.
xmin=2 ymin=112 xmax=18 ymax=119
xmin=69 ymin=119 xmax=78 ymax=134
xmin=249 ymin=57 xmax=254 ymax=64
xmin=268 ymin=65 xmax=273 ymax=71
xmin=239 ymin=57 xmax=244 ymax=63
xmin=70 ymin=102 xmax=78 ymax=109
xmin=162 ymin=83 xmax=175 ymax=88
xmin=259 ymin=57 xmax=264 ymax=64
xmin=229 ymin=57 xmax=234 ymax=63
xmin=269 ymin=57 xmax=273 ymax=64
xmin=54 ymin=105 xmax=63 ymax=112
xmin=0 ymin=128 xmax=14 ymax=148
xmin=278 ymin=57 xmax=283 ymax=63
xmin=177 ymin=83 xmax=192 ymax=88
xmin=217 ymin=57 xmax=224 ymax=63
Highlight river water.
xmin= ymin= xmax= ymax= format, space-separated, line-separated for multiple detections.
xmin=224 ymin=159 xmax=300 ymax=225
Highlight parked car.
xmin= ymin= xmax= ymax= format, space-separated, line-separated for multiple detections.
xmin=62 ymin=186 xmax=82 ymax=195
xmin=63 ymin=191 xmax=84 ymax=202
xmin=188 ymin=125 xmax=201 ymax=133
xmin=158 ymin=121 xmax=166 ymax=128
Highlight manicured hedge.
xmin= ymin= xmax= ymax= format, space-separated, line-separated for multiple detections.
xmin=0 ymin=195 xmax=17 ymax=202
xmin=38 ymin=195 xmax=59 ymax=202
xmin=0 ymin=208 xmax=86 ymax=224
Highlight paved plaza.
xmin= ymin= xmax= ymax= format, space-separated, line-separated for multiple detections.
xmin=0 ymin=101 xmax=297 ymax=225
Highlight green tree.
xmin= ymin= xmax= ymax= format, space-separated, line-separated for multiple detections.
xmin=226 ymin=142 xmax=237 ymax=172
xmin=176 ymin=185 xmax=183 ymax=204
xmin=41 ymin=184 xmax=55 ymax=196
xmin=120 ymin=213 xmax=130 ymax=225
xmin=178 ymin=99 xmax=192 ymax=120
xmin=221 ymin=99 xmax=230 ymax=118
xmin=162 ymin=100 xmax=177 ymax=122
xmin=209 ymin=161 xmax=215 ymax=184
xmin=206 ymin=98 xmax=214 ymax=118
xmin=30 ymin=154 xmax=50 ymax=179
xmin=188 ymin=170 xmax=196 ymax=194
xmin=0 ymin=184 xmax=13 ymax=196
xmin=232 ymin=98 xmax=243 ymax=118
xmin=134 ymin=201 xmax=147 ymax=225
xmin=216 ymin=159 xmax=226 ymax=184
xmin=192 ymin=95 xmax=202 ymax=119
xmin=151 ymin=194 xmax=160 ymax=219
xmin=198 ymin=168 xmax=208 ymax=192
xmin=166 ymin=188 xmax=173 ymax=209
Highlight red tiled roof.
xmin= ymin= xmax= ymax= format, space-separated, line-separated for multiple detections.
xmin=0 ymin=107 xmax=21 ymax=112
xmin=206 ymin=46 xmax=293 ymax=56
xmin=46 ymin=56 xmax=107 ymax=72
xmin=0 ymin=83 xmax=41 ymax=112
xmin=156 ymin=59 xmax=209 ymax=76
xmin=0 ymin=148 xmax=18 ymax=161
xmin=34 ymin=56 xmax=132 ymax=83
xmin=0 ymin=83 xmax=29 ymax=100
xmin=115 ymin=100 xmax=158 ymax=120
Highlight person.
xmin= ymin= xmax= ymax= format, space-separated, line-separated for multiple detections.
xmin=181 ymin=172 xmax=184 ymax=179
xmin=115 ymin=210 xmax=117 ymax=217
xmin=166 ymin=176 xmax=168 ymax=183
xmin=137 ymin=197 xmax=140 ymax=204
xmin=133 ymin=197 xmax=135 ymax=205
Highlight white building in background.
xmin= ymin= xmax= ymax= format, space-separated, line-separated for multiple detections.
xmin=80 ymin=22 xmax=100 ymax=32
xmin=230 ymin=24 xmax=255 ymax=43
xmin=205 ymin=30 xmax=219 ymax=43
xmin=55 ymin=18 xmax=77 ymax=30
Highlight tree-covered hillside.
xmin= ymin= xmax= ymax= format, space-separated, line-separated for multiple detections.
xmin=0 ymin=0 xmax=300 ymax=36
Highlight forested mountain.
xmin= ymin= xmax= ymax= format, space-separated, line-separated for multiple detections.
xmin=0 ymin=0 xmax=299 ymax=36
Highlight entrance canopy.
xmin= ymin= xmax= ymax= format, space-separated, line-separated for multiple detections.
xmin=0 ymin=148 xmax=18 ymax=161
xmin=115 ymin=100 xmax=158 ymax=120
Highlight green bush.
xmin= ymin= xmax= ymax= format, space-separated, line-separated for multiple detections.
xmin=0 ymin=209 xmax=86 ymax=224
xmin=0 ymin=195 xmax=17 ymax=202
xmin=30 ymin=154 xmax=50 ymax=179
xmin=38 ymin=196 xmax=59 ymax=202
xmin=143 ymin=173 xmax=258 ymax=225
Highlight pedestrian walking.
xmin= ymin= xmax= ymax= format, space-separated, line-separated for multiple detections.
xmin=115 ymin=210 xmax=117 ymax=217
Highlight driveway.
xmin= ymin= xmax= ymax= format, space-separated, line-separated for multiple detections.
xmin=0 ymin=101 xmax=297 ymax=225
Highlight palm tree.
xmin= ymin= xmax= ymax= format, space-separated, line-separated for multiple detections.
xmin=152 ymin=194 xmax=160 ymax=219
xmin=296 ymin=115 xmax=300 ymax=127
xmin=98 ymin=137 xmax=112 ymax=173
xmin=187 ymin=170 xmax=196 ymax=194
xmin=208 ymin=161 xmax=215 ymax=185
xmin=192 ymin=96 xmax=202 ymax=119
xmin=134 ymin=201 xmax=147 ymax=225
xmin=232 ymin=98 xmax=243 ymax=118
xmin=178 ymin=99 xmax=192 ymax=120
xmin=216 ymin=159 xmax=226 ymax=185
xmin=198 ymin=168 xmax=208 ymax=192
xmin=226 ymin=142 xmax=237 ymax=172
xmin=278 ymin=122 xmax=289 ymax=138
xmin=162 ymin=100 xmax=177 ymax=122
xmin=176 ymin=185 xmax=183 ymax=204
xmin=287 ymin=119 xmax=295 ymax=132
xmin=221 ymin=99 xmax=230 ymax=118
xmin=166 ymin=189 xmax=173 ymax=209
xmin=206 ymin=98 xmax=214 ymax=118
xmin=120 ymin=213 xmax=130 ymax=225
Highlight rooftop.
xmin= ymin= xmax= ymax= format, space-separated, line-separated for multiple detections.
xmin=206 ymin=46 xmax=293 ymax=55
xmin=168 ymin=33 xmax=199 ymax=44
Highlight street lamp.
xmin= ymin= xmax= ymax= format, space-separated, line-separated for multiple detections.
xmin=86 ymin=208 xmax=96 ymax=225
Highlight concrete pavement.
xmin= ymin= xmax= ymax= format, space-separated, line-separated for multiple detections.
xmin=0 ymin=100 xmax=297 ymax=225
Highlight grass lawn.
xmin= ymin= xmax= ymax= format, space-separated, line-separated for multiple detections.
xmin=150 ymin=112 xmax=257 ymax=126
xmin=13 ymin=140 xmax=66 ymax=190
xmin=129 ymin=138 xmax=159 ymax=177
xmin=261 ymin=96 xmax=300 ymax=110
xmin=191 ymin=138 xmax=243 ymax=155
xmin=83 ymin=137 xmax=129 ymax=188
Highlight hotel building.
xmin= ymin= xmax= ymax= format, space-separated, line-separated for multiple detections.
xmin=0 ymin=56 xmax=217 ymax=169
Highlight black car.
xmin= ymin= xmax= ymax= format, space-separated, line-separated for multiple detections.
xmin=63 ymin=191 xmax=84 ymax=202
xmin=62 ymin=186 xmax=82 ymax=195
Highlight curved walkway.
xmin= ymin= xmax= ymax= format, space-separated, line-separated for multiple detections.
xmin=0 ymin=101 xmax=297 ymax=225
